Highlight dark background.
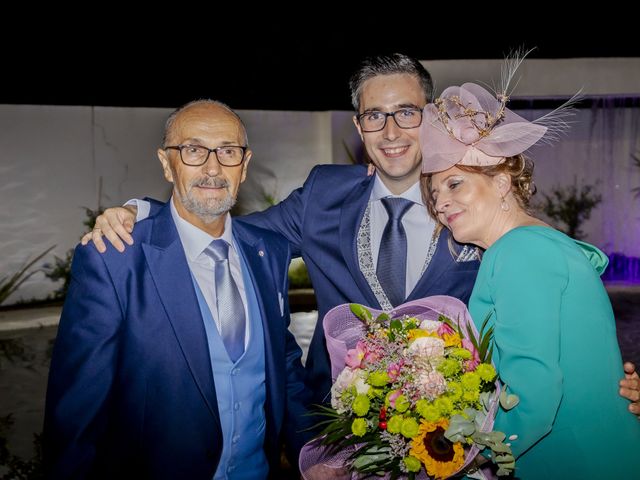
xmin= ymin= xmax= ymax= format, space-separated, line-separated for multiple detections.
xmin=3 ymin=16 xmax=638 ymax=111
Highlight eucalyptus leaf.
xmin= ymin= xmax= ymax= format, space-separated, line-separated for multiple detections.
xmin=499 ymin=390 xmax=520 ymax=410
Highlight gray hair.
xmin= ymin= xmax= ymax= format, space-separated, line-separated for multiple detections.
xmin=162 ymin=99 xmax=248 ymax=147
xmin=349 ymin=53 xmax=434 ymax=111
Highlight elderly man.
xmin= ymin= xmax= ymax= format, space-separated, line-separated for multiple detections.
xmin=44 ymin=100 xmax=310 ymax=479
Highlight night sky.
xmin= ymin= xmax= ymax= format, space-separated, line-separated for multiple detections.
xmin=3 ymin=15 xmax=638 ymax=111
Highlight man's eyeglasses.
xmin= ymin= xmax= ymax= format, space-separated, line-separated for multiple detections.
xmin=356 ymin=108 xmax=423 ymax=133
xmin=164 ymin=144 xmax=248 ymax=167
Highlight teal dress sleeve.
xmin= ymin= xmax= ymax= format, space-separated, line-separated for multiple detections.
xmin=482 ymin=231 xmax=568 ymax=458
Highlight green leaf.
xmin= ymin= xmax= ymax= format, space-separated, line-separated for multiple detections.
xmin=350 ymin=303 xmax=373 ymax=323
xmin=390 ymin=319 xmax=402 ymax=331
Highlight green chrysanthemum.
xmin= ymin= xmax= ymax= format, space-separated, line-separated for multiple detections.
xmin=417 ymin=401 xmax=440 ymax=422
xmin=476 ymin=363 xmax=496 ymax=382
xmin=461 ymin=372 xmax=481 ymax=391
xmin=463 ymin=389 xmax=480 ymax=403
xmin=401 ymin=417 xmax=420 ymax=438
xmin=434 ymin=397 xmax=454 ymax=416
xmin=368 ymin=370 xmax=390 ymax=387
xmin=352 ymin=394 xmax=370 ymax=416
xmin=447 ymin=382 xmax=463 ymax=402
xmin=351 ymin=417 xmax=367 ymax=437
xmin=450 ymin=347 xmax=472 ymax=360
xmin=395 ymin=394 xmax=410 ymax=413
xmin=403 ymin=455 xmax=422 ymax=473
xmin=437 ymin=358 xmax=461 ymax=377
xmin=387 ymin=415 xmax=403 ymax=434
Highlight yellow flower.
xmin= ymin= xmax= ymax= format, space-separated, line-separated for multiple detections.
xmin=410 ymin=419 xmax=465 ymax=479
xmin=408 ymin=328 xmax=429 ymax=341
xmin=443 ymin=332 xmax=462 ymax=347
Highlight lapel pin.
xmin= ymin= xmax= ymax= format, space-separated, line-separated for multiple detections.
xmin=258 ymin=250 xmax=265 ymax=257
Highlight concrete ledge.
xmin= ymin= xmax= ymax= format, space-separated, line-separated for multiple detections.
xmin=0 ymin=307 xmax=61 ymax=333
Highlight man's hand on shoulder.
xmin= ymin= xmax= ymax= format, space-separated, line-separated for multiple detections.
xmin=620 ymin=362 xmax=640 ymax=418
xmin=81 ymin=205 xmax=138 ymax=253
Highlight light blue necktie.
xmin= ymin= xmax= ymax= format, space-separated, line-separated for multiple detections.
xmin=206 ymin=239 xmax=245 ymax=362
xmin=376 ymin=197 xmax=414 ymax=307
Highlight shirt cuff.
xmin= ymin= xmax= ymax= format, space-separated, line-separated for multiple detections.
xmin=124 ymin=199 xmax=151 ymax=222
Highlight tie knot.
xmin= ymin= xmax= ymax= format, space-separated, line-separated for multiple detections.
xmin=206 ymin=239 xmax=230 ymax=262
xmin=381 ymin=197 xmax=413 ymax=222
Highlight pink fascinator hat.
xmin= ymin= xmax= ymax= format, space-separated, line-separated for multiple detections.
xmin=421 ymin=53 xmax=579 ymax=173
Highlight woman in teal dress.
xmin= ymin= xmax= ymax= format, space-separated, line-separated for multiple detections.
xmin=419 ymin=80 xmax=640 ymax=478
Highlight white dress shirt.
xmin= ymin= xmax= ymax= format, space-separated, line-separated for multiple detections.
xmin=169 ymin=198 xmax=250 ymax=348
xmin=368 ymin=176 xmax=437 ymax=296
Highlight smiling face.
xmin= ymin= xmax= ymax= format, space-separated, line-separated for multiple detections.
xmin=353 ymin=73 xmax=427 ymax=194
xmin=430 ymin=166 xmax=505 ymax=249
xmin=157 ymin=103 xmax=251 ymax=234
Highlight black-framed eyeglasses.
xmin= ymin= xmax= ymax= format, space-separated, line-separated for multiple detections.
xmin=164 ymin=144 xmax=248 ymax=167
xmin=356 ymin=108 xmax=423 ymax=132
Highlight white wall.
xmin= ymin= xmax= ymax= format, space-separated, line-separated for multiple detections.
xmin=0 ymin=106 xmax=353 ymax=303
xmin=2 ymin=58 xmax=640 ymax=302
xmin=423 ymin=58 xmax=640 ymax=96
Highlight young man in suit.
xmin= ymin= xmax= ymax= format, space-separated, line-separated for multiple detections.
xmin=83 ymin=54 xmax=640 ymax=414
xmin=44 ymin=100 xmax=310 ymax=479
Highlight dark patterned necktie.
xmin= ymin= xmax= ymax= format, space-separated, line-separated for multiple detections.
xmin=206 ymin=240 xmax=245 ymax=362
xmin=376 ymin=197 xmax=414 ymax=307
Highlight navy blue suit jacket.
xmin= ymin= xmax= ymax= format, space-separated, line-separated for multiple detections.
xmin=44 ymin=202 xmax=310 ymax=479
xmin=241 ymin=165 xmax=479 ymax=405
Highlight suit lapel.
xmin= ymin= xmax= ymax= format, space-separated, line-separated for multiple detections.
xmin=142 ymin=204 xmax=219 ymax=419
xmin=339 ymin=175 xmax=380 ymax=307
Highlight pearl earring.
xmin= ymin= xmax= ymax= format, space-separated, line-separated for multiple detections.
xmin=501 ymin=197 xmax=510 ymax=212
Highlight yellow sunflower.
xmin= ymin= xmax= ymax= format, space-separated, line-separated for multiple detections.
xmin=410 ymin=418 xmax=465 ymax=479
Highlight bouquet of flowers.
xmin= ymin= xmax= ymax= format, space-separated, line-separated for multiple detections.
xmin=299 ymin=296 xmax=516 ymax=480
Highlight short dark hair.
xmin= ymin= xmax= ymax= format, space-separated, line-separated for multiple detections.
xmin=349 ymin=53 xmax=434 ymax=111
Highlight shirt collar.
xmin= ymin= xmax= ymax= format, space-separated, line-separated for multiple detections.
xmin=169 ymin=196 xmax=235 ymax=262
xmin=370 ymin=174 xmax=424 ymax=206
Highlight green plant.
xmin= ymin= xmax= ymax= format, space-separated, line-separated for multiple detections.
xmin=537 ymin=179 xmax=602 ymax=240
xmin=43 ymin=206 xmax=104 ymax=301
xmin=0 ymin=414 xmax=43 ymax=479
xmin=0 ymin=246 xmax=56 ymax=306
